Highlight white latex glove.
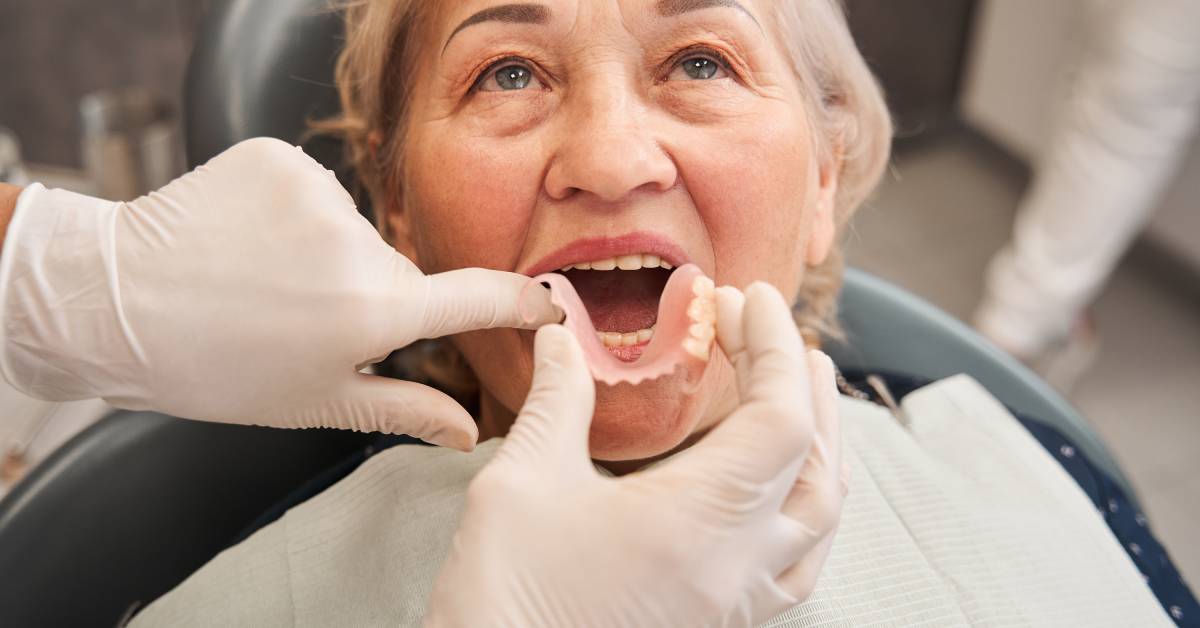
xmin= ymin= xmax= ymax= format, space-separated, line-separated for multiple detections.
xmin=425 ymin=282 xmax=845 ymax=628
xmin=0 ymin=137 xmax=559 ymax=450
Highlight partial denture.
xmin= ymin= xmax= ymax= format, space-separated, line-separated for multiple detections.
xmin=522 ymin=263 xmax=713 ymax=386
xmin=682 ymin=275 xmax=716 ymax=361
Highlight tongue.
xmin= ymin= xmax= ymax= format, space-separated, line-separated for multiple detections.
xmin=567 ymin=268 xmax=667 ymax=332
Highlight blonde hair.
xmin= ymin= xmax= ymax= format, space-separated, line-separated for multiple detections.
xmin=769 ymin=1 xmax=893 ymax=340
xmin=319 ymin=0 xmax=892 ymax=390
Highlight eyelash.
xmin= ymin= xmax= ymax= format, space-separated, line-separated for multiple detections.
xmin=468 ymin=44 xmax=737 ymax=93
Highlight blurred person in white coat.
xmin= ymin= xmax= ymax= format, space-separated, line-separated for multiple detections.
xmin=975 ymin=0 xmax=1200 ymax=385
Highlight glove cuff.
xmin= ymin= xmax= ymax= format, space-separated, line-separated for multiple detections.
xmin=0 ymin=183 xmax=141 ymax=401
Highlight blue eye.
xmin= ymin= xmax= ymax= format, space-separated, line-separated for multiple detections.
xmin=669 ymin=54 xmax=729 ymax=81
xmin=682 ymin=58 xmax=718 ymax=79
xmin=478 ymin=61 xmax=541 ymax=92
xmin=496 ymin=65 xmax=531 ymax=89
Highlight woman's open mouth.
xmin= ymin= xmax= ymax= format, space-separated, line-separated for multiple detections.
xmin=553 ymin=254 xmax=674 ymax=362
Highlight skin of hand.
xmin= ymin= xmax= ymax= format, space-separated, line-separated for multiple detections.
xmin=0 ymin=138 xmax=560 ymax=450
xmin=424 ymin=281 xmax=845 ymax=628
xmin=0 ymin=183 xmax=19 ymax=251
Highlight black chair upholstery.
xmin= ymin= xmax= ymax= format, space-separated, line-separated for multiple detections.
xmin=0 ymin=411 xmax=372 ymax=627
xmin=0 ymin=0 xmax=1139 ymax=625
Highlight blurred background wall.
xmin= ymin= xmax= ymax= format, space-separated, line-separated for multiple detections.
xmin=0 ymin=0 xmax=208 ymax=167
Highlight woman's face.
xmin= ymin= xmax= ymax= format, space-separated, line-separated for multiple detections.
xmin=395 ymin=0 xmax=839 ymax=461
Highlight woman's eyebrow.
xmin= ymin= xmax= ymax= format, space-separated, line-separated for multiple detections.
xmin=656 ymin=0 xmax=761 ymax=28
xmin=443 ymin=3 xmax=552 ymax=53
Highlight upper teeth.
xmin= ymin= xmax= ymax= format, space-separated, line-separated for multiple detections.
xmin=560 ymin=254 xmax=674 ymax=272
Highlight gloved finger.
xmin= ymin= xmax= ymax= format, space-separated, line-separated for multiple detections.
xmin=775 ymin=526 xmax=837 ymax=600
xmin=495 ymin=324 xmax=595 ymax=471
xmin=780 ymin=350 xmax=842 ymax=525
xmin=714 ymin=285 xmax=750 ymax=399
xmin=669 ymin=282 xmax=816 ymax=487
xmin=775 ymin=350 xmax=844 ymax=595
xmin=738 ymin=282 xmax=813 ymax=416
xmin=316 ymin=374 xmax=479 ymax=451
xmin=416 ymin=268 xmax=562 ymax=341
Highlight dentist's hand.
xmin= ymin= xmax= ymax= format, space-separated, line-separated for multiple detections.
xmin=425 ymin=282 xmax=845 ymax=628
xmin=0 ymin=137 xmax=559 ymax=450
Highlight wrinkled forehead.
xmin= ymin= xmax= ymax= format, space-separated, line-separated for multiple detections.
xmin=431 ymin=0 xmax=771 ymax=48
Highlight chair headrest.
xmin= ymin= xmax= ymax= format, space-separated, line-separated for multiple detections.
xmin=184 ymin=0 xmax=367 ymax=217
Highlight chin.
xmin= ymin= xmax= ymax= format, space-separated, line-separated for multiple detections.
xmin=586 ymin=376 xmax=705 ymax=461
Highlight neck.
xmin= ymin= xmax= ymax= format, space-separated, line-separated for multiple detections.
xmin=476 ymin=389 xmax=515 ymax=443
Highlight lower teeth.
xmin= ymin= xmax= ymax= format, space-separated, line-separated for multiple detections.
xmin=597 ymin=326 xmax=655 ymax=348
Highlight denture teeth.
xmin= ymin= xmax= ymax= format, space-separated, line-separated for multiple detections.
xmin=688 ymin=322 xmax=715 ymax=342
xmin=596 ymin=325 xmax=656 ymax=348
xmin=682 ymin=337 xmax=710 ymax=361
xmin=683 ymin=275 xmax=717 ymax=361
xmin=686 ymin=298 xmax=716 ymax=325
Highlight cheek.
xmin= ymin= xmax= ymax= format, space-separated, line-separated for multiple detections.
xmin=674 ymin=106 xmax=818 ymax=296
xmin=454 ymin=328 xmax=534 ymax=416
xmin=406 ymin=135 xmax=543 ymax=273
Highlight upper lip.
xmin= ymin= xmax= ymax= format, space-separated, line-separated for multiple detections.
xmin=522 ymin=231 xmax=691 ymax=277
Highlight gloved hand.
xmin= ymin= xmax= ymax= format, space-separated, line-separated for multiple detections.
xmin=0 ymin=137 xmax=559 ymax=450
xmin=425 ymin=282 xmax=844 ymax=628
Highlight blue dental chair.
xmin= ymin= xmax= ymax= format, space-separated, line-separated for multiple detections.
xmin=0 ymin=1 xmax=1138 ymax=626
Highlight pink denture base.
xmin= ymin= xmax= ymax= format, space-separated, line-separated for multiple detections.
xmin=521 ymin=263 xmax=711 ymax=386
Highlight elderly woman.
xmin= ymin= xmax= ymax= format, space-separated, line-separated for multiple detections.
xmin=132 ymin=0 xmax=1194 ymax=625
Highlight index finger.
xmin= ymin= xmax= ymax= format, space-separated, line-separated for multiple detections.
xmin=737 ymin=282 xmax=812 ymax=411
xmin=418 ymin=268 xmax=563 ymax=340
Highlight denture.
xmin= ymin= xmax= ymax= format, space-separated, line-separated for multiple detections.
xmin=522 ymin=263 xmax=716 ymax=386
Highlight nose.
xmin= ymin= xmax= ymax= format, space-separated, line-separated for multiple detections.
xmin=544 ymin=88 xmax=678 ymax=203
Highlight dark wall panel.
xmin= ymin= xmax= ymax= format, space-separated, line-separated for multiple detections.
xmin=0 ymin=0 xmax=208 ymax=167
xmin=846 ymin=0 xmax=977 ymax=141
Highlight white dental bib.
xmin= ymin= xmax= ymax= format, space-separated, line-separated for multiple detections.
xmin=132 ymin=376 xmax=1170 ymax=627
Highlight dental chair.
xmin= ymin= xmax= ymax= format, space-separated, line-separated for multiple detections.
xmin=0 ymin=1 xmax=1139 ymax=626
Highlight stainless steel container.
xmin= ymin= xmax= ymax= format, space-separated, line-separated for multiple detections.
xmin=80 ymin=88 xmax=182 ymax=201
xmin=0 ymin=127 xmax=28 ymax=186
